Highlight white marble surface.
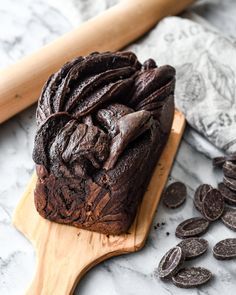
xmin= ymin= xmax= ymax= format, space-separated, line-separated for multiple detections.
xmin=0 ymin=1 xmax=236 ymax=295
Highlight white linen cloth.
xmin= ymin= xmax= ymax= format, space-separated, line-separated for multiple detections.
xmin=127 ymin=16 xmax=236 ymax=155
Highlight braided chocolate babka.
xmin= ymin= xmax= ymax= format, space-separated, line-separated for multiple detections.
xmin=33 ymin=51 xmax=175 ymax=235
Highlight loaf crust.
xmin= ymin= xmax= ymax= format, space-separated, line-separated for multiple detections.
xmin=33 ymin=51 xmax=175 ymax=234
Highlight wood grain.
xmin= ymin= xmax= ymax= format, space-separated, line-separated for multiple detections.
xmin=0 ymin=0 xmax=194 ymax=123
xmin=13 ymin=110 xmax=185 ymax=295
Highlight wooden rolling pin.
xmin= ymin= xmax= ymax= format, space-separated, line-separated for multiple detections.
xmin=0 ymin=0 xmax=193 ymax=123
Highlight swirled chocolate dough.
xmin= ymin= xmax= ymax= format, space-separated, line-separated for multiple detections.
xmin=33 ymin=51 xmax=176 ymax=235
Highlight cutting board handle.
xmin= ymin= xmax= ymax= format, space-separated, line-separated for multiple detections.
xmin=25 ymin=228 xmax=107 ymax=295
xmin=26 ymin=237 xmax=84 ymax=295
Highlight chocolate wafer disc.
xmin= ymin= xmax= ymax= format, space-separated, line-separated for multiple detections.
xmin=218 ymin=182 xmax=236 ymax=206
xmin=194 ymin=184 xmax=213 ymax=212
xmin=213 ymin=154 xmax=236 ymax=168
xmin=221 ymin=207 xmax=236 ymax=232
xmin=175 ymin=217 xmax=210 ymax=239
xmin=224 ymin=176 xmax=236 ymax=192
xmin=212 ymin=156 xmax=226 ymax=168
xmin=223 ymin=161 xmax=236 ymax=180
xmin=213 ymin=238 xmax=236 ymax=260
xmin=177 ymin=238 xmax=208 ymax=260
xmin=158 ymin=246 xmax=184 ymax=279
xmin=163 ymin=181 xmax=187 ymax=209
xmin=172 ymin=267 xmax=212 ymax=288
xmin=226 ymin=153 xmax=236 ymax=162
xmin=202 ymin=189 xmax=224 ymax=221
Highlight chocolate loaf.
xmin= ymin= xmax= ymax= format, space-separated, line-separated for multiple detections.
xmin=33 ymin=51 xmax=175 ymax=235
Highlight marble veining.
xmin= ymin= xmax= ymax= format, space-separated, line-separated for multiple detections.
xmin=0 ymin=0 xmax=236 ymax=294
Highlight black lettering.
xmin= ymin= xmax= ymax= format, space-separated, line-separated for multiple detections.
xmin=219 ymin=113 xmax=225 ymax=127
xmin=178 ymin=30 xmax=189 ymax=40
xmin=164 ymin=33 xmax=175 ymax=43
xmin=218 ymin=112 xmax=233 ymax=127
xmin=225 ymin=113 xmax=232 ymax=126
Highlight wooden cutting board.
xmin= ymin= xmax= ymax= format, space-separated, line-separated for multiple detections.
xmin=13 ymin=110 xmax=185 ymax=295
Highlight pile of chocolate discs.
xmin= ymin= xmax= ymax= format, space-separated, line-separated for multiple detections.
xmin=158 ymin=154 xmax=236 ymax=288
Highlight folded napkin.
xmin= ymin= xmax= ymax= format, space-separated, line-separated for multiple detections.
xmin=127 ymin=16 xmax=236 ymax=155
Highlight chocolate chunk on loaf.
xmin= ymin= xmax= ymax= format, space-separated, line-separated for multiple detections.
xmin=33 ymin=51 xmax=175 ymax=235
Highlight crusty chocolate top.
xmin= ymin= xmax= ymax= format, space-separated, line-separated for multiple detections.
xmin=33 ymin=51 xmax=175 ymax=179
